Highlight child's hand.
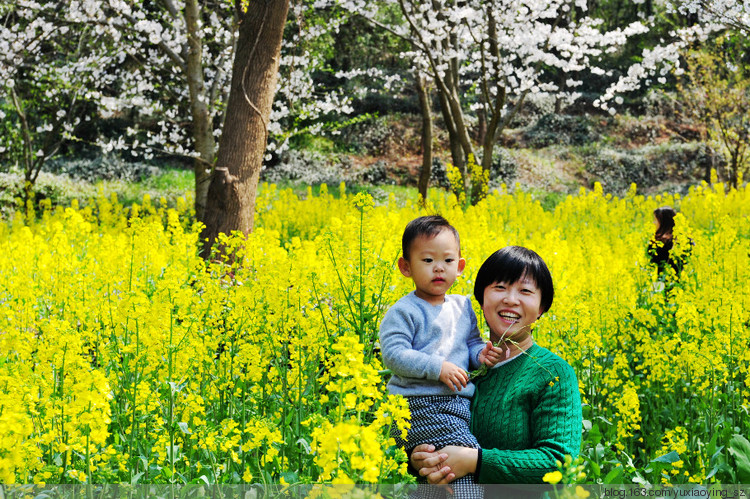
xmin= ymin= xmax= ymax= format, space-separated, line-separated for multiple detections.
xmin=439 ymin=361 xmax=468 ymax=391
xmin=479 ymin=341 xmax=505 ymax=367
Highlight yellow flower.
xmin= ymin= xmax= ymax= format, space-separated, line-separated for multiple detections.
xmin=543 ymin=471 xmax=563 ymax=484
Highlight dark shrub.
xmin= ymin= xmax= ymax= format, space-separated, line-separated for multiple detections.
xmin=361 ymin=160 xmax=393 ymax=185
xmin=262 ymin=150 xmax=350 ymax=186
xmin=43 ymin=154 xmax=160 ymax=182
xmin=524 ymin=114 xmax=595 ymax=148
xmin=487 ymin=148 xmax=518 ymax=185
xmin=337 ymin=115 xmax=393 ymax=155
xmin=430 ymin=158 xmax=450 ymax=189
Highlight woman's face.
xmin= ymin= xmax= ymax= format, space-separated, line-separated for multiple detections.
xmin=482 ymin=275 xmax=543 ymax=343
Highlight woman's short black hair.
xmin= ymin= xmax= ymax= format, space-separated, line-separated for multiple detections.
xmin=473 ymin=246 xmax=554 ymax=314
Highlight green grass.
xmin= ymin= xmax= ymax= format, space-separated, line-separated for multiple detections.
xmin=142 ymin=168 xmax=194 ymax=191
xmin=4 ymin=160 xmax=576 ymax=221
xmin=264 ymin=180 xmax=423 ymax=206
xmin=93 ymin=168 xmax=194 ymax=207
xmin=0 ymin=167 xmax=195 ymax=217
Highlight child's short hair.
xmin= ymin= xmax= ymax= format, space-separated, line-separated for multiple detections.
xmin=473 ymin=246 xmax=554 ymax=314
xmin=402 ymin=215 xmax=460 ymax=260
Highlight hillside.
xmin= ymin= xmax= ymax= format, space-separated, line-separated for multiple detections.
xmin=0 ymin=94 xmax=725 ymax=217
xmin=262 ymin=94 xmax=722 ymax=207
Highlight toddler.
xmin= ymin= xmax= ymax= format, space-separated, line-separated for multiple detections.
xmin=380 ymin=215 xmax=501 ymax=498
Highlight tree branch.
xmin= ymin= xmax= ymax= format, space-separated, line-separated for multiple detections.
xmin=240 ymin=1 xmax=269 ymax=126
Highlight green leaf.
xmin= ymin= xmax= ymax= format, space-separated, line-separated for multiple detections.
xmin=595 ymin=415 xmax=613 ymax=426
xmin=705 ymin=464 xmax=720 ymax=480
xmin=728 ymin=434 xmax=750 ymax=483
xmin=587 ymin=459 xmax=601 ymax=478
xmin=281 ymin=471 xmax=298 ymax=484
xmin=632 ymin=474 xmax=649 ymax=486
xmin=586 ymin=423 xmax=603 ymax=445
xmin=651 ymin=450 xmax=681 ymax=464
xmin=297 ymin=437 xmax=312 ymax=454
xmin=603 ymin=467 xmax=623 ymax=484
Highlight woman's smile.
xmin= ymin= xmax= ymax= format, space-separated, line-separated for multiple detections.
xmin=482 ymin=277 xmax=543 ymax=342
xmin=497 ymin=310 xmax=521 ymax=324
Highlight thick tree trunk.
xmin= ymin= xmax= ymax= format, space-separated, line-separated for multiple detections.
xmin=416 ymin=74 xmax=433 ymax=203
xmin=200 ymin=0 xmax=290 ymax=258
xmin=184 ymin=0 xmax=216 ymax=222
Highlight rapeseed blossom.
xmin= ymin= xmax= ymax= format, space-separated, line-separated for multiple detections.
xmin=0 ymin=180 xmax=748 ymax=484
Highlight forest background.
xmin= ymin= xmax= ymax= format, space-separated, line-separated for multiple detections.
xmin=1 ymin=0 xmax=750 ymax=490
xmin=1 ymin=0 xmax=748 ymax=215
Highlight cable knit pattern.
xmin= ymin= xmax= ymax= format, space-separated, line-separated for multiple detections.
xmin=471 ymin=344 xmax=582 ymax=484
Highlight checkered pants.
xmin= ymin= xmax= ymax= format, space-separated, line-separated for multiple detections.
xmin=393 ymin=395 xmax=483 ymax=499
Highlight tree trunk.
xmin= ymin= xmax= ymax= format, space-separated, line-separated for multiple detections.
xmin=436 ymin=88 xmax=463 ymax=172
xmin=200 ymin=0 xmax=290 ymax=258
xmin=184 ymin=0 xmax=217 ymax=223
xmin=477 ymin=108 xmax=486 ymax=147
xmin=416 ymin=74 xmax=433 ymax=203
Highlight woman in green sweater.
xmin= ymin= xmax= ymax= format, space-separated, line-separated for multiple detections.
xmin=410 ymin=246 xmax=582 ymax=484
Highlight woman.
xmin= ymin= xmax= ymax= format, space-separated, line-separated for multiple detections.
xmin=649 ymin=206 xmax=685 ymax=277
xmin=410 ymin=246 xmax=582 ymax=484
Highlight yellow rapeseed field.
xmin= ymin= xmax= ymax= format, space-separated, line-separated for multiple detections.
xmin=0 ymin=179 xmax=748 ymax=485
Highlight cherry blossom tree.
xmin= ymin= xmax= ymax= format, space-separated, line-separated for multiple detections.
xmin=199 ymin=0 xmax=290 ymax=257
xmin=596 ymin=0 xmax=749 ymax=112
xmin=325 ymin=0 xmax=650 ymax=200
xmin=0 ymin=1 xmax=115 ymax=209
xmin=1 ymin=0 xmax=350 ymax=224
xmin=676 ymin=0 xmax=750 ymax=33
xmin=64 ymin=0 xmax=237 ymax=221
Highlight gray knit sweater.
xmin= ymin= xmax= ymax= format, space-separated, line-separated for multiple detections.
xmin=379 ymin=292 xmax=485 ymax=398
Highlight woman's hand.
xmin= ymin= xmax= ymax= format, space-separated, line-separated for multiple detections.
xmin=434 ymin=446 xmax=478 ymax=481
xmin=410 ymin=444 xmax=455 ymax=485
xmin=479 ymin=340 xmax=505 ymax=367
xmin=410 ymin=444 xmax=479 ymax=484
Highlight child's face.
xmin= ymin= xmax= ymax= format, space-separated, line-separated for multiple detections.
xmin=481 ymin=275 xmax=543 ymax=343
xmin=398 ymin=229 xmax=465 ymax=305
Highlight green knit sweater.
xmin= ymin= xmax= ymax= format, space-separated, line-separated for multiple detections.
xmin=471 ymin=343 xmax=582 ymax=484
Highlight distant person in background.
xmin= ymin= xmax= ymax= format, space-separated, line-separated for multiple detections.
xmin=648 ymin=206 xmax=689 ymax=279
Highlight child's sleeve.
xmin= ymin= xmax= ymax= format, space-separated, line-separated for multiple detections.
xmin=465 ymin=298 xmax=486 ymax=370
xmin=379 ymin=304 xmax=444 ymax=381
